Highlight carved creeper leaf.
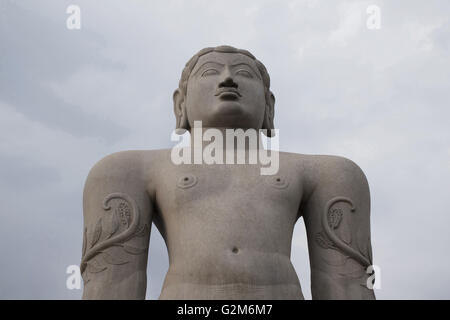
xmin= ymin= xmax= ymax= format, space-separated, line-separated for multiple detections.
xmin=116 ymin=202 xmax=131 ymax=227
xmin=135 ymin=224 xmax=149 ymax=237
xmin=102 ymin=252 xmax=129 ymax=265
xmin=81 ymin=193 xmax=143 ymax=276
xmin=123 ymin=244 xmax=147 ymax=255
xmin=316 ymin=232 xmax=334 ymax=249
xmin=328 ymin=208 xmax=343 ymax=229
xmin=90 ymin=218 xmax=103 ymax=247
xmin=315 ymin=197 xmax=372 ymax=268
xmin=82 ymin=272 xmax=90 ymax=284
xmin=86 ymin=259 xmax=107 ymax=273
xmin=105 ymin=211 xmax=120 ymax=239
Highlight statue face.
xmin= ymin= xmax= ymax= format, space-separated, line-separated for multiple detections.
xmin=185 ymin=51 xmax=266 ymax=130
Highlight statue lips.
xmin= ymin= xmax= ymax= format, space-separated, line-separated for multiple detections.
xmin=214 ymin=87 xmax=242 ymax=101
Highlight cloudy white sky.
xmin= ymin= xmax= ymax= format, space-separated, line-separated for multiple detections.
xmin=0 ymin=0 xmax=449 ymax=299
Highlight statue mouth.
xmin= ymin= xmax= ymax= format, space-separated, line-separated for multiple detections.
xmin=215 ymin=87 xmax=242 ymax=100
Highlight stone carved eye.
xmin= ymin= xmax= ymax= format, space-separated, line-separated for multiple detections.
xmin=236 ymin=69 xmax=253 ymax=78
xmin=267 ymin=176 xmax=289 ymax=189
xmin=177 ymin=174 xmax=198 ymax=189
xmin=201 ymin=68 xmax=219 ymax=77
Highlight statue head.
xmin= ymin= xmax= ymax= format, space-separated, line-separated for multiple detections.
xmin=173 ymin=45 xmax=275 ymax=137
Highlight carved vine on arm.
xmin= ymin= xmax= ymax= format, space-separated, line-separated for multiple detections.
xmin=80 ymin=193 xmax=149 ymax=283
xmin=315 ymin=196 xmax=372 ymax=268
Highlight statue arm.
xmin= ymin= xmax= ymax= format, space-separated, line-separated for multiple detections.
xmin=81 ymin=151 xmax=153 ymax=299
xmin=302 ymin=156 xmax=375 ymax=300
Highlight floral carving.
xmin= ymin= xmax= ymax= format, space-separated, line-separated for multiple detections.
xmin=315 ymin=197 xmax=371 ymax=268
xmin=117 ymin=201 xmax=131 ymax=226
xmin=327 ymin=208 xmax=342 ymax=229
xmin=80 ymin=193 xmax=149 ymax=283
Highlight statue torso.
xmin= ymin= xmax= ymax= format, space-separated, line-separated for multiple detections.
xmin=144 ymin=149 xmax=311 ymax=299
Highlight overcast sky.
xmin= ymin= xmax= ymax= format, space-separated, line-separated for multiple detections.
xmin=0 ymin=0 xmax=449 ymax=299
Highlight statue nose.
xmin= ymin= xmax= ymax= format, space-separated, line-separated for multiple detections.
xmin=219 ymin=76 xmax=238 ymax=89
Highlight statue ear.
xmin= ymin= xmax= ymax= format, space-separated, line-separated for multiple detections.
xmin=173 ymin=89 xmax=189 ymax=134
xmin=262 ymin=91 xmax=275 ymax=137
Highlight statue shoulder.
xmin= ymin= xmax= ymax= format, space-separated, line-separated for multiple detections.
xmin=84 ymin=149 xmax=169 ymax=193
xmin=87 ymin=149 xmax=168 ymax=178
xmin=275 ymin=152 xmax=368 ymax=192
xmin=293 ymin=154 xmax=369 ymax=205
xmin=86 ymin=151 xmax=138 ymax=184
xmin=313 ymin=155 xmax=368 ymax=189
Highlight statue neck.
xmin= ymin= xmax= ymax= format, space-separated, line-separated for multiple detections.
xmin=189 ymin=126 xmax=263 ymax=153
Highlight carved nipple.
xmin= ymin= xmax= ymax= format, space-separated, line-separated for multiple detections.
xmin=177 ymin=174 xmax=198 ymax=189
xmin=267 ymin=176 xmax=289 ymax=189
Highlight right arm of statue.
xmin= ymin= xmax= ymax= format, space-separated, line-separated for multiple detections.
xmin=81 ymin=151 xmax=153 ymax=299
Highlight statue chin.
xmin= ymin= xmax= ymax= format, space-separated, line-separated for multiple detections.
xmin=213 ymin=101 xmax=245 ymax=116
xmin=207 ymin=102 xmax=260 ymax=128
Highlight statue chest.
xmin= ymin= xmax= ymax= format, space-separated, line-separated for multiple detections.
xmin=154 ymin=164 xmax=303 ymax=223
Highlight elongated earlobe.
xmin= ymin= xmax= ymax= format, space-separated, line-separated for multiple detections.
xmin=262 ymin=92 xmax=275 ymax=137
xmin=173 ymin=89 xmax=190 ymax=134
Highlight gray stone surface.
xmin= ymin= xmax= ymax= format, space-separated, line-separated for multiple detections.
xmin=81 ymin=45 xmax=375 ymax=300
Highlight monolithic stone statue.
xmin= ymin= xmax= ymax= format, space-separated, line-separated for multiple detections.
xmin=80 ymin=45 xmax=375 ymax=300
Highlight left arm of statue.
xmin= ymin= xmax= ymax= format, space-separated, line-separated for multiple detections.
xmin=302 ymin=156 xmax=376 ymax=300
